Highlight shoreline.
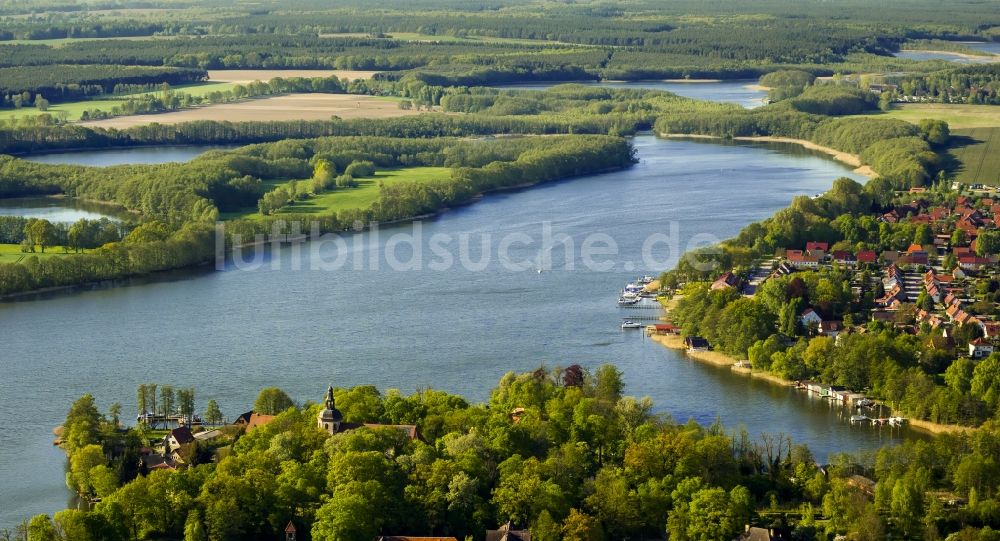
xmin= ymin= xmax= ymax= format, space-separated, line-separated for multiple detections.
xmin=900 ymin=48 xmax=996 ymax=60
xmin=650 ymin=305 xmax=975 ymax=436
xmin=660 ymin=133 xmax=876 ymax=178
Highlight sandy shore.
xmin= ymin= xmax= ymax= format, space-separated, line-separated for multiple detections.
xmin=900 ymin=49 xmax=996 ymax=61
xmin=79 ymin=94 xmax=424 ymax=128
xmin=660 ymin=133 xmax=876 ymax=178
xmin=661 ymin=78 xmax=723 ymax=83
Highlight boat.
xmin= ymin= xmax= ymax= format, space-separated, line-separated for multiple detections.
xmin=855 ymin=398 xmax=875 ymax=409
xmin=618 ymin=292 xmax=640 ymax=305
xmin=623 ymin=283 xmax=644 ymax=294
xmin=638 ymin=275 xmax=654 ymax=284
xmin=621 ymin=320 xmax=642 ymax=329
xmin=888 ymin=416 xmax=908 ymax=427
xmin=849 ymin=415 xmax=870 ymax=425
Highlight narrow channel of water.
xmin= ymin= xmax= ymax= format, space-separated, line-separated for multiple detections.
xmin=0 ymin=135 xmax=922 ymax=528
xmin=493 ymin=80 xmax=768 ymax=108
xmin=0 ymin=196 xmax=125 ymax=223
xmin=24 ymin=145 xmax=237 ymax=166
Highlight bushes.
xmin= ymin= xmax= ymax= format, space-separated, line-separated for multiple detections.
xmin=344 ymin=160 xmax=376 ymax=178
xmin=788 ymin=85 xmax=876 ymax=115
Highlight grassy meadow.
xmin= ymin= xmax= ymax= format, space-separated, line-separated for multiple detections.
xmin=223 ymin=167 xmax=452 ymax=220
xmin=948 ymin=128 xmax=1000 ymax=185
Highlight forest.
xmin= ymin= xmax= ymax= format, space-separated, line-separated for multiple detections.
xmin=15 ymin=366 xmax=1000 ymax=541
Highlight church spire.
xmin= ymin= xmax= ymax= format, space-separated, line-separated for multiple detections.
xmin=325 ymin=384 xmax=335 ymax=410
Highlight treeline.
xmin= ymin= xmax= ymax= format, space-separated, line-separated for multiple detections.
xmin=224 ymin=134 xmax=635 ymax=243
xmin=0 ymin=216 xmax=125 ymax=249
xmin=891 ymin=64 xmax=1000 ymax=105
xmin=0 ymin=222 xmax=215 ymax=297
xmin=79 ymin=74 xmax=348 ymax=121
xmin=20 ymin=366 xmax=1000 ymax=541
xmin=0 ymin=65 xmax=207 ymax=107
xmin=653 ymin=88 xmax=945 ymax=189
xmin=0 ymin=111 xmax=641 ymax=156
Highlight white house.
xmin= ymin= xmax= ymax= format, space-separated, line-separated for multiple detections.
xmin=969 ymin=338 xmax=994 ymax=359
xmin=800 ymin=308 xmax=822 ymax=327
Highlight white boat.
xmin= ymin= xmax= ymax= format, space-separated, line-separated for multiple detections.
xmin=617 ymin=296 xmax=640 ymax=306
xmin=855 ymin=398 xmax=875 ymax=408
xmin=639 ymin=275 xmax=654 ymax=284
xmin=621 ymin=320 xmax=642 ymax=329
xmin=623 ymin=283 xmax=644 ymax=294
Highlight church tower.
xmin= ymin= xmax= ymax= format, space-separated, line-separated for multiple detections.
xmin=317 ymin=385 xmax=343 ymax=434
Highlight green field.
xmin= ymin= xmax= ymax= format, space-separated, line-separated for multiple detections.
xmin=320 ymin=31 xmax=570 ymax=46
xmin=0 ymin=35 xmax=182 ymax=47
xmin=0 ymin=243 xmax=83 ymax=263
xmin=855 ymin=103 xmax=1000 ymax=129
xmin=223 ymin=167 xmax=452 ymax=220
xmin=948 ymin=128 xmax=1000 ymax=185
xmin=0 ymin=82 xmax=242 ymax=123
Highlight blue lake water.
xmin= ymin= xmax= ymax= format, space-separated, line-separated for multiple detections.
xmin=0 ymin=135 xmax=923 ymax=529
xmin=24 ymin=145 xmax=236 ymax=166
xmin=494 ymin=80 xmax=768 ymax=108
xmin=894 ymin=43 xmax=999 ymax=64
xmin=0 ymin=197 xmax=123 ymax=223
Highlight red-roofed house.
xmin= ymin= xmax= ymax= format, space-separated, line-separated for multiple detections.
xmin=786 ymin=250 xmax=821 ymax=268
xmin=832 ymin=251 xmax=857 ymax=265
xmin=711 ymin=272 xmax=742 ymax=291
xmin=806 ymin=242 xmax=829 ymax=252
xmin=857 ymin=250 xmax=877 ymax=264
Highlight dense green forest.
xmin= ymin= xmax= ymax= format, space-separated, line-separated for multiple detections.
xmin=0 ymin=0 xmax=996 ymax=105
xmin=0 ymin=65 xmax=206 ymax=107
xmin=20 ymin=366 xmax=1000 ymax=541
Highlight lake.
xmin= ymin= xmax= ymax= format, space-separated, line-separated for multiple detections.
xmin=24 ymin=145 xmax=236 ymax=166
xmin=0 ymin=197 xmax=125 ymax=223
xmin=0 ymin=135 xmax=919 ymax=529
xmin=894 ymin=44 xmax=999 ymax=64
xmin=494 ymin=80 xmax=768 ymax=108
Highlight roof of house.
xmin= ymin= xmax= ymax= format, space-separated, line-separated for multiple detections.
xmin=194 ymin=429 xmax=222 ymax=441
xmin=857 ymin=250 xmax=877 ymax=262
xmin=246 ymin=413 xmax=276 ymax=431
xmin=170 ymin=427 xmax=195 ymax=445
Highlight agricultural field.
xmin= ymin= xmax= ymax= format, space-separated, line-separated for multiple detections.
xmin=856 ymin=103 xmax=1000 ymax=129
xmin=948 ymin=127 xmax=1000 ymax=185
xmin=223 ymin=167 xmax=452 ymax=220
xmin=78 ymin=93 xmax=424 ymax=128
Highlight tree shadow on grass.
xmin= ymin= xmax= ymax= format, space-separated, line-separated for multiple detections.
xmin=939 ymin=134 xmax=984 ymax=179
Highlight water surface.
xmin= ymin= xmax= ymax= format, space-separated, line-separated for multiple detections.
xmin=0 ymin=136 xmax=919 ymax=528
xmin=894 ymin=48 xmax=998 ymax=64
xmin=495 ymin=80 xmax=767 ymax=108
xmin=25 ymin=145 xmax=237 ymax=166
xmin=0 ymin=197 xmax=124 ymax=223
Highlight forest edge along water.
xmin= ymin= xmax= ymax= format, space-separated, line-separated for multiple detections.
xmin=0 ymin=135 xmax=927 ymax=529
